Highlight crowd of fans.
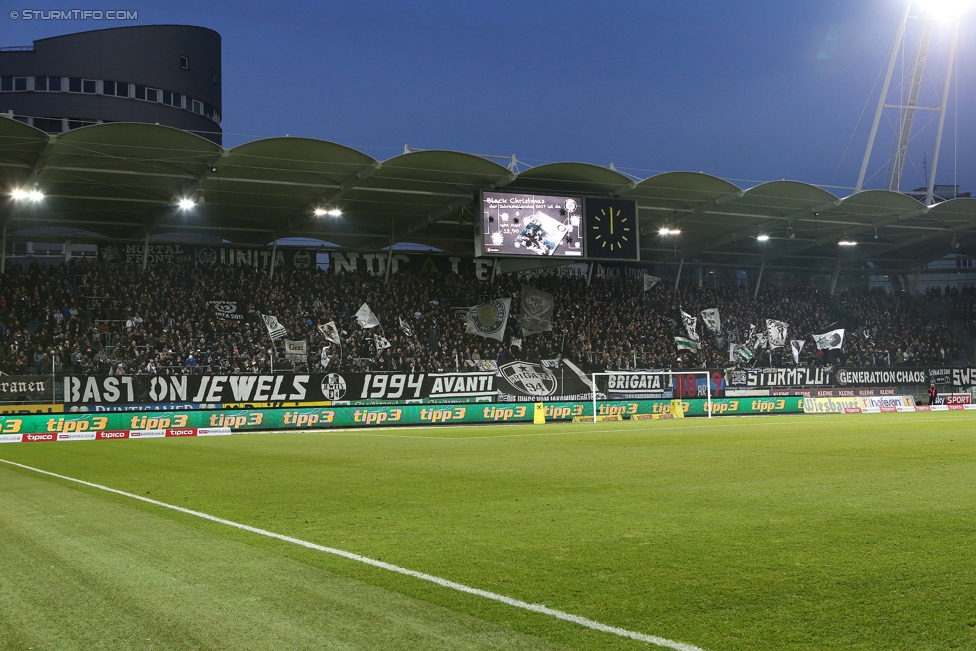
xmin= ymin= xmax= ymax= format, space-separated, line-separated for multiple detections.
xmin=0 ymin=257 xmax=970 ymax=376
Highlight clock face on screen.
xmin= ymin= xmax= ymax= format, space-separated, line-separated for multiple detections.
xmin=585 ymin=198 xmax=638 ymax=260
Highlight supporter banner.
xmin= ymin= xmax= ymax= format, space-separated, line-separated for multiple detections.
xmin=0 ymin=376 xmax=54 ymax=403
xmin=928 ymin=368 xmax=953 ymax=385
xmin=948 ymin=368 xmax=976 ymax=386
xmin=601 ymin=371 xmax=725 ymax=399
xmin=726 ymin=368 xmax=833 ymax=388
xmin=0 ymin=397 xmax=805 ymax=437
xmin=835 ymin=368 xmax=928 ymax=386
xmin=64 ymin=372 xmax=506 ymax=406
xmin=207 ymin=300 xmax=244 ymax=321
xmin=99 ymin=242 xmax=316 ymax=270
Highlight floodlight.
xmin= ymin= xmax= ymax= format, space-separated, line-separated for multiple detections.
xmin=756 ymin=234 xmax=770 ymax=242
xmin=178 ymin=197 xmax=195 ymax=210
xmin=11 ymin=189 xmax=29 ymax=200
xmin=327 ymin=209 xmax=342 ymax=217
xmin=313 ymin=208 xmax=327 ymax=216
xmin=918 ymin=0 xmax=975 ymax=19
xmin=658 ymin=227 xmax=680 ymax=235
xmin=28 ymin=189 xmax=44 ymax=202
xmin=838 ymin=240 xmax=857 ymax=246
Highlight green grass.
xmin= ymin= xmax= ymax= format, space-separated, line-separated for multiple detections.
xmin=3 ymin=413 xmax=976 ymax=650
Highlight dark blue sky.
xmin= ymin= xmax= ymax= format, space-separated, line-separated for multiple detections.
xmin=6 ymin=0 xmax=974 ymax=192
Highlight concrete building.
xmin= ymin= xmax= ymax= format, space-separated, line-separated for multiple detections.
xmin=0 ymin=24 xmax=221 ymax=143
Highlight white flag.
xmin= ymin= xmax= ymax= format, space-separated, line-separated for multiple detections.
xmin=700 ymin=308 xmax=721 ymax=335
xmin=643 ymin=273 xmax=661 ymax=292
xmin=813 ymin=329 xmax=845 ymax=350
xmin=374 ymin=335 xmax=392 ymax=350
xmin=318 ymin=321 xmax=341 ymax=344
xmin=790 ymin=339 xmax=805 ymax=364
xmin=260 ymin=313 xmax=286 ymax=340
xmin=766 ymin=319 xmax=788 ymax=349
xmin=355 ymin=303 xmax=380 ymax=329
xmin=320 ymin=347 xmax=331 ymax=369
xmin=399 ymin=316 xmax=413 ymax=337
xmin=466 ymin=298 xmax=511 ymax=341
xmin=511 ymin=337 xmax=523 ymax=349
xmin=680 ymin=310 xmax=699 ymax=342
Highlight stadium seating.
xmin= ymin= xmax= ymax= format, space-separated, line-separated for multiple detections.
xmin=0 ymin=258 xmax=968 ymax=375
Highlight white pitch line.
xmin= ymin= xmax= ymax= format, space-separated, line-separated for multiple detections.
xmin=0 ymin=458 xmax=709 ymax=651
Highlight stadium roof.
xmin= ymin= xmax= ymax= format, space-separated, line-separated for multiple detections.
xmin=2 ymin=117 xmax=975 ymax=273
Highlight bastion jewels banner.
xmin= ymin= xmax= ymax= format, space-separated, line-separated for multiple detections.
xmin=63 ymin=366 xmax=594 ymax=407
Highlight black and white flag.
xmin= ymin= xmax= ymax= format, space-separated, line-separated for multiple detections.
xmin=511 ymin=337 xmax=523 ymax=349
xmin=675 ymin=336 xmax=700 ymax=352
xmin=700 ymin=308 xmax=721 ymax=335
xmin=790 ymin=339 xmax=805 ymax=364
xmin=355 ymin=303 xmax=381 ymax=329
xmin=730 ymin=342 xmax=754 ymax=363
xmin=520 ymin=285 xmax=554 ymax=336
xmin=813 ymin=328 xmax=845 ymax=350
xmin=260 ymin=313 xmax=287 ymax=340
xmin=643 ymin=273 xmax=661 ymax=292
xmin=318 ymin=321 xmax=341 ymax=345
xmin=766 ymin=319 xmax=788 ymax=349
xmin=207 ymin=300 xmax=244 ymax=321
xmin=320 ymin=347 xmax=331 ymax=369
xmin=374 ymin=335 xmax=392 ymax=350
xmin=399 ymin=317 xmax=413 ymax=337
xmin=680 ymin=309 xmax=700 ymax=342
xmin=466 ymin=298 xmax=511 ymax=341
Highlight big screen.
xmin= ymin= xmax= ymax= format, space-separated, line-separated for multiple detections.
xmin=481 ymin=192 xmax=584 ymax=257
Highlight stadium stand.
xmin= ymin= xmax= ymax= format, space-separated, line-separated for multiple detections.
xmin=0 ymin=258 xmax=968 ymax=376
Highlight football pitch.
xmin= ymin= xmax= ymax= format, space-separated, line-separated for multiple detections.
xmin=2 ymin=413 xmax=976 ymax=651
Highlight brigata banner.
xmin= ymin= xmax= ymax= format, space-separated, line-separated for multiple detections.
xmin=63 ymin=367 xmax=595 ymax=407
xmin=0 ymin=376 xmax=54 ymax=403
xmin=600 ymin=371 xmax=726 ymax=399
xmin=3 ymin=397 xmax=804 ymax=437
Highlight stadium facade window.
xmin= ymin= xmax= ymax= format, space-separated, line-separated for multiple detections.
xmin=32 ymin=117 xmax=62 ymax=133
xmin=34 ymin=76 xmax=47 ymax=91
xmin=212 ymin=71 xmax=218 ymax=85
xmin=174 ymin=93 xmax=183 ymax=108
xmin=147 ymin=87 xmax=158 ymax=102
xmin=68 ymin=77 xmax=81 ymax=92
xmin=14 ymin=77 xmax=27 ymax=91
xmin=192 ymin=99 xmax=201 ymax=114
xmin=180 ymin=55 xmax=189 ymax=70
xmin=0 ymin=77 xmax=11 ymax=91
xmin=162 ymin=89 xmax=172 ymax=105
xmin=48 ymin=76 xmax=61 ymax=92
xmin=117 ymin=82 xmax=129 ymax=97
xmin=134 ymin=84 xmax=145 ymax=100
xmin=103 ymin=80 xmax=115 ymax=95
xmin=82 ymin=79 xmax=96 ymax=94
xmin=67 ymin=118 xmax=96 ymax=130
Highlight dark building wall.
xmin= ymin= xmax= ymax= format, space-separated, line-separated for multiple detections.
xmin=0 ymin=25 xmax=221 ymax=143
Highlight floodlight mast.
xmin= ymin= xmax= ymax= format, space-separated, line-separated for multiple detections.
xmin=856 ymin=1 xmax=964 ymax=203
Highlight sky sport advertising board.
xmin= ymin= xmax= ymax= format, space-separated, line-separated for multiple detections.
xmin=481 ymin=192 xmax=584 ymax=257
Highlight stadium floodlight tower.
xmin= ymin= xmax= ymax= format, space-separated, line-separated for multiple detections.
xmin=855 ymin=0 xmax=970 ymax=204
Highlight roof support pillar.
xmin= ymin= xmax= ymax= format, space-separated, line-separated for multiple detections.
xmin=698 ymin=265 xmax=704 ymax=289
xmin=141 ymin=232 xmax=150 ymax=273
xmin=65 ymin=239 xmax=72 ymax=263
xmin=829 ymin=258 xmax=842 ymax=295
xmin=1 ymin=223 xmax=6 ymax=275
xmin=269 ymin=239 xmax=278 ymax=280
xmin=586 ymin=261 xmax=594 ymax=286
xmin=913 ymin=261 xmax=923 ymax=296
xmin=384 ymin=227 xmax=394 ymax=284
xmin=674 ymin=258 xmax=684 ymax=291
xmin=753 ymin=261 xmax=765 ymax=299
